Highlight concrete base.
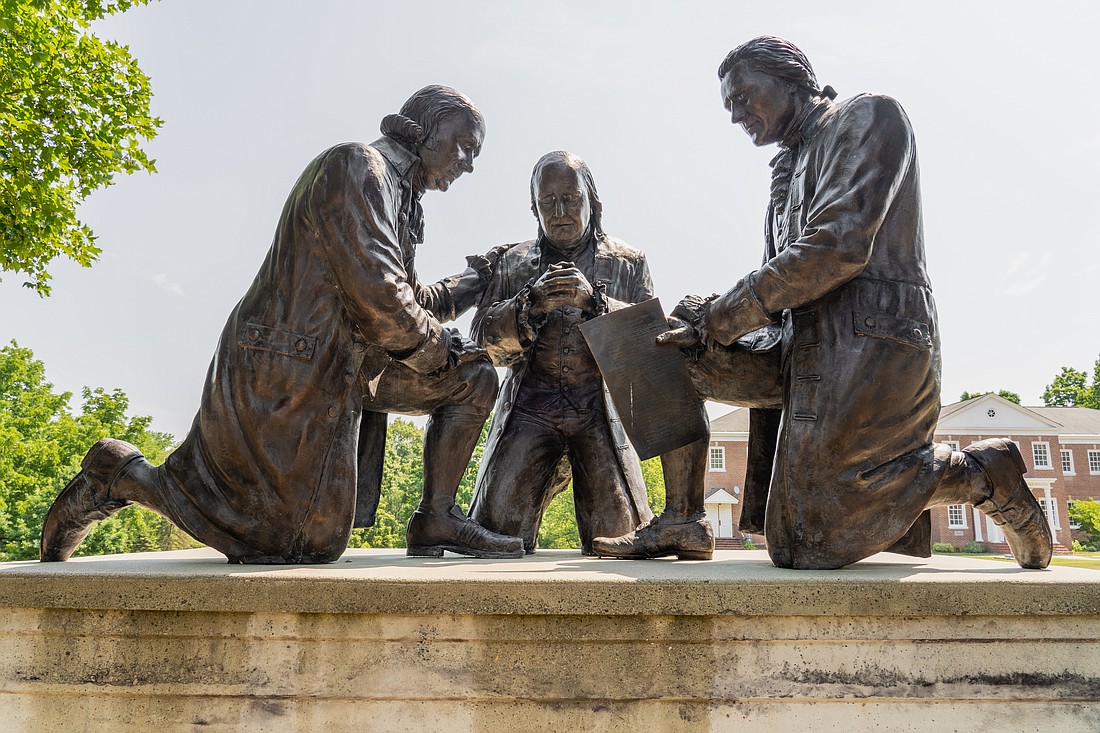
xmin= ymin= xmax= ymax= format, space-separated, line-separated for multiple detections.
xmin=1 ymin=549 xmax=1098 ymax=732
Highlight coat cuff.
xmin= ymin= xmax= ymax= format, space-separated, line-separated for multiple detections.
xmin=393 ymin=319 xmax=449 ymax=374
xmin=703 ymin=273 xmax=773 ymax=346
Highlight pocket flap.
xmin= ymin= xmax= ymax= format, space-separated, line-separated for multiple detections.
xmin=852 ymin=310 xmax=931 ymax=349
xmin=239 ymin=322 xmax=317 ymax=360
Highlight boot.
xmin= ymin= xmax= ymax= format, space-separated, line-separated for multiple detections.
xmin=965 ymin=438 xmax=1052 ymax=569
xmin=40 ymin=438 xmax=143 ymax=562
xmin=406 ymin=505 xmax=525 ymax=559
xmin=591 ymin=512 xmax=715 ymax=560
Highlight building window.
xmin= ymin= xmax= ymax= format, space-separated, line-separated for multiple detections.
xmin=1090 ymin=450 xmax=1100 ymax=475
xmin=1061 ymin=449 xmax=1075 ymax=475
xmin=1038 ymin=498 xmax=1061 ymax=530
xmin=1069 ymin=501 xmax=1081 ymax=530
xmin=944 ymin=440 xmax=960 ymax=451
xmin=1032 ymin=442 xmax=1051 ymax=469
xmin=709 ymin=446 xmax=725 ymax=471
xmin=947 ymin=504 xmax=967 ymax=529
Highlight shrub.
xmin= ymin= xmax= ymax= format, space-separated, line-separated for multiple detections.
xmin=931 ymin=542 xmax=956 ymax=553
xmin=961 ymin=541 xmax=986 ymax=554
xmin=742 ymin=538 xmax=756 ymax=550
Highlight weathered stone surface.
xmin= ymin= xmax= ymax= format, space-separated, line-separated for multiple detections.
xmin=1 ymin=549 xmax=1098 ymax=731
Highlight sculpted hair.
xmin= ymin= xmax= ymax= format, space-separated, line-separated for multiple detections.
xmin=529 ymin=151 xmax=604 ymax=240
xmin=718 ymin=36 xmax=835 ymax=99
xmin=381 ymin=85 xmax=484 ymax=149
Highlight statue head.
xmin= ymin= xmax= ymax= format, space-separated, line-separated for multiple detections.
xmin=717 ymin=36 xmax=831 ymax=146
xmin=381 ymin=85 xmax=485 ymax=192
xmin=530 ymin=151 xmax=604 ymax=249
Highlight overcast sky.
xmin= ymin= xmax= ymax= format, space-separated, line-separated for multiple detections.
xmin=2 ymin=0 xmax=1097 ymax=439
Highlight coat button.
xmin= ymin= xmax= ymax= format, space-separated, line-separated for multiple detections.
xmin=911 ymin=328 xmax=923 ymax=339
xmin=295 ymin=339 xmax=308 ymax=352
xmin=344 ymin=372 xmax=355 ymax=384
xmin=864 ymin=317 xmax=876 ymax=328
xmin=562 ymin=366 xmax=571 ymax=373
xmin=249 ymin=329 xmax=260 ymax=340
xmin=398 ymin=212 xmax=408 ymax=225
xmin=503 ymin=402 xmax=511 ymax=410
xmin=353 ymin=342 xmax=366 ymax=353
xmin=328 ymin=406 xmax=339 ymax=418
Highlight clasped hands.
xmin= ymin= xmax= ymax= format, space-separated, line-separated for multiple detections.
xmin=527 ymin=261 xmax=597 ymax=317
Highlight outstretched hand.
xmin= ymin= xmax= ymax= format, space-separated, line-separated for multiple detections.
xmin=655 ymin=316 xmax=701 ymax=348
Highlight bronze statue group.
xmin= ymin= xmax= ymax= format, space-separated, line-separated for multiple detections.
xmin=40 ymin=37 xmax=1052 ymax=571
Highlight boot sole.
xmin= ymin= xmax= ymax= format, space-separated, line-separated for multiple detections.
xmin=407 ymin=545 xmax=525 ymax=559
xmin=596 ymin=549 xmax=714 ymax=561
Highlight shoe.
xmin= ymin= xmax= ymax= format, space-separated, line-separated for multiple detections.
xmin=965 ymin=438 xmax=1052 ymax=569
xmin=406 ymin=505 xmax=525 ymax=559
xmin=40 ymin=439 xmax=143 ymax=562
xmin=591 ymin=513 xmax=715 ymax=560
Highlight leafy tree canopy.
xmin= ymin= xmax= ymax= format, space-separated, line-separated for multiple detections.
xmin=0 ymin=340 xmax=184 ymax=561
xmin=1042 ymin=358 xmax=1100 ymax=409
xmin=1068 ymin=500 xmax=1100 ymax=552
xmin=1 ymin=0 xmax=161 ymax=295
xmin=960 ymin=390 xmax=1020 ymax=404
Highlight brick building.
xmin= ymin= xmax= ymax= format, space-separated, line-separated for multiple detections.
xmin=703 ymin=394 xmax=1100 ymax=553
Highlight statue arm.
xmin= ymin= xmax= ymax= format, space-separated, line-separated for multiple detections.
xmin=705 ymin=95 xmax=914 ymax=345
xmin=313 ymin=145 xmax=448 ymax=374
xmin=470 ymin=253 xmax=535 ymax=367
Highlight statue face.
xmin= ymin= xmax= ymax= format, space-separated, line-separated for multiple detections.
xmin=534 ymin=161 xmax=591 ymax=248
xmin=418 ymin=112 xmax=484 ymax=191
xmin=720 ymin=62 xmax=799 ymax=146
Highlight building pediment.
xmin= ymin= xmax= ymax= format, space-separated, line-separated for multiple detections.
xmin=704 ymin=487 xmax=740 ymax=505
xmin=938 ymin=394 xmax=1062 ymax=434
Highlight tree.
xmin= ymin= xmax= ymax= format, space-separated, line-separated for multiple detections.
xmin=348 ymin=418 xmax=490 ymax=549
xmin=1068 ymin=500 xmax=1100 ymax=552
xmin=960 ymin=390 xmax=1020 ymax=404
xmin=1 ymin=0 xmax=161 ymax=295
xmin=0 ymin=340 xmax=185 ymax=561
xmin=1042 ymin=358 xmax=1100 ymax=409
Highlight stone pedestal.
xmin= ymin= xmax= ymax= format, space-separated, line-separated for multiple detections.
xmin=1 ymin=549 xmax=1098 ymax=731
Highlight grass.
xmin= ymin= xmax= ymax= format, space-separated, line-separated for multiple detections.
xmin=972 ymin=553 xmax=1100 ymax=570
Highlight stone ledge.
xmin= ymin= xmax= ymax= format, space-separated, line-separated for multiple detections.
xmin=1 ymin=548 xmax=1097 ymax=616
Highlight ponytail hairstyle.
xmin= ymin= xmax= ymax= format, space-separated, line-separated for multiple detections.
xmin=381 ymin=85 xmax=484 ymax=150
xmin=718 ymin=36 xmax=837 ymax=100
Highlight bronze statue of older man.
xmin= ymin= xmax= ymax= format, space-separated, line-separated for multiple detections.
xmin=41 ymin=85 xmax=524 ymax=563
xmin=594 ymin=36 xmax=1053 ymax=570
xmin=469 ymin=151 xmax=655 ymax=554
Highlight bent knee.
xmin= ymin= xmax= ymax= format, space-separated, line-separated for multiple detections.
xmin=463 ymin=359 xmax=499 ymax=414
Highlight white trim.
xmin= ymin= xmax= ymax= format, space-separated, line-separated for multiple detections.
xmin=1032 ymin=441 xmax=1052 ymax=470
xmin=947 ymin=504 xmax=967 ymax=529
xmin=1058 ymin=436 xmax=1100 ymax=445
xmin=1089 ymin=450 xmax=1100 ymax=475
xmin=708 ymin=446 xmax=726 ymax=472
xmin=1061 ymin=449 xmax=1075 ymax=475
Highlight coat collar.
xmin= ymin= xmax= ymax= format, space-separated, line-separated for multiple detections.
xmin=372 ymin=136 xmax=420 ymax=180
xmin=780 ymin=96 xmax=833 ymax=149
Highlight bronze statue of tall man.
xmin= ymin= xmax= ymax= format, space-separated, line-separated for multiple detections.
xmin=41 ymin=86 xmax=524 ymax=563
xmin=593 ymin=37 xmax=1053 ymax=570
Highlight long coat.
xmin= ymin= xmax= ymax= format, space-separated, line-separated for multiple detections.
xmin=470 ymin=236 xmax=655 ymax=534
xmin=153 ymin=137 xmax=455 ymax=563
xmin=707 ymin=94 xmax=939 ymax=568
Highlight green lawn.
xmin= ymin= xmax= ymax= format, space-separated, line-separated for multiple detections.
xmin=971 ymin=553 xmax=1100 ymax=570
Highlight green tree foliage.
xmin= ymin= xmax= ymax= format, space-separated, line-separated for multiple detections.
xmin=350 ymin=423 xmax=671 ymax=551
xmin=348 ymin=418 xmax=489 ymax=549
xmin=1068 ymin=500 xmax=1100 ymax=552
xmin=0 ymin=340 xmax=183 ymax=561
xmin=1 ymin=0 xmax=161 ymax=295
xmin=960 ymin=390 xmax=1020 ymax=404
xmin=1042 ymin=358 xmax=1100 ymax=409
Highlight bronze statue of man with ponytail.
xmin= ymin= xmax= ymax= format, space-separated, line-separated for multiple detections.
xmin=41 ymin=85 xmax=525 ymax=563
xmin=593 ymin=36 xmax=1053 ymax=570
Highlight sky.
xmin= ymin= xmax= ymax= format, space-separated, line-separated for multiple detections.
xmin=1 ymin=0 xmax=1097 ymax=440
